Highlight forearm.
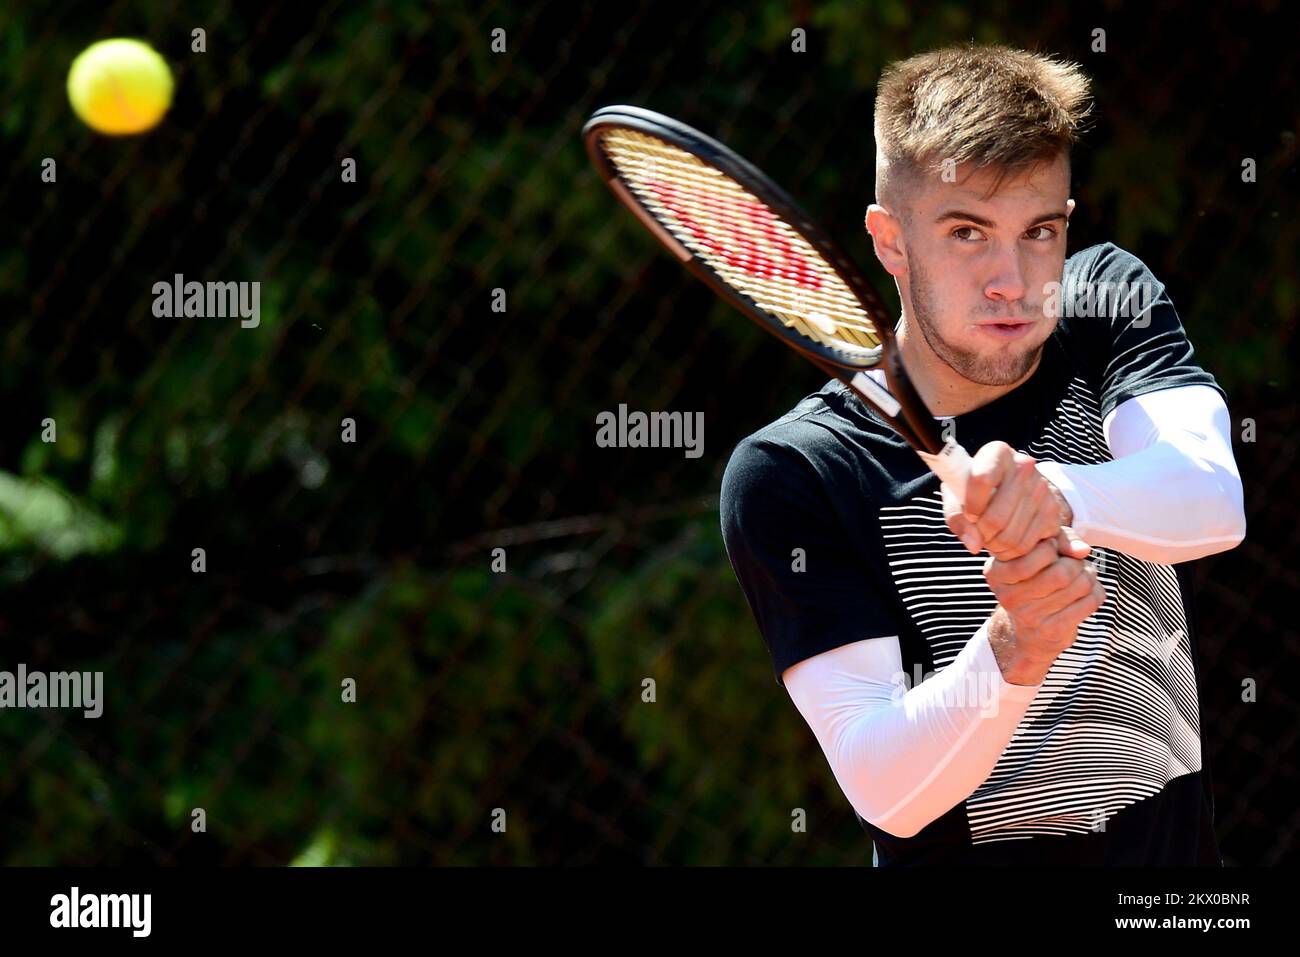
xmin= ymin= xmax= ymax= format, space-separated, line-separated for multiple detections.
xmin=1036 ymin=442 xmax=1245 ymax=563
xmin=1035 ymin=385 xmax=1245 ymax=564
xmin=784 ymin=620 xmax=1040 ymax=839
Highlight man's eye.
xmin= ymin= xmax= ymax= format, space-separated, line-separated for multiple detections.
xmin=951 ymin=226 xmax=982 ymax=242
xmin=1026 ymin=225 xmax=1057 ymax=240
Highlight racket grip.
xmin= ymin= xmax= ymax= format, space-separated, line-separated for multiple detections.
xmin=916 ymin=441 xmax=972 ymax=504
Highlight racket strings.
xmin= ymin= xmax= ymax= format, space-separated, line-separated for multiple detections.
xmin=598 ymin=128 xmax=882 ymax=358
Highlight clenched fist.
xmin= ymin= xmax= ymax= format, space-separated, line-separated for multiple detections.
xmin=941 ymin=441 xmax=1073 ymax=561
xmin=984 ymin=527 xmax=1107 ymax=685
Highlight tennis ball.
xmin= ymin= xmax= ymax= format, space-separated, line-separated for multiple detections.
xmin=67 ymin=38 xmax=173 ymax=135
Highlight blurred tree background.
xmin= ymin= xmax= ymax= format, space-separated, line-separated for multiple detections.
xmin=0 ymin=0 xmax=1295 ymax=864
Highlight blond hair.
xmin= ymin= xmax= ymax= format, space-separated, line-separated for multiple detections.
xmin=874 ymin=43 xmax=1092 ymax=206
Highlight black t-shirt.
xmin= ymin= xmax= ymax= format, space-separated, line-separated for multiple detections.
xmin=720 ymin=242 xmax=1226 ymax=866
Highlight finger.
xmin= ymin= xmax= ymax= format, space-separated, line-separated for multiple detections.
xmin=1021 ymin=475 xmax=1065 ymax=547
xmin=1057 ymin=526 xmax=1091 ymax=558
xmin=1025 ymin=555 xmax=1092 ymax=603
xmin=1053 ymin=579 xmax=1108 ymax=627
xmin=984 ymin=536 xmax=1060 ymax=586
xmin=988 ymin=522 xmax=1084 ymax=566
xmin=981 ymin=467 xmax=1050 ymax=559
xmin=1011 ymin=555 xmax=1092 ymax=608
xmin=962 ymin=442 xmax=1015 ymax=521
xmin=940 ymin=479 xmax=985 ymax=554
xmin=946 ymin=513 xmax=983 ymax=554
xmin=973 ymin=456 xmax=1032 ymax=542
xmin=954 ymin=518 xmax=983 ymax=554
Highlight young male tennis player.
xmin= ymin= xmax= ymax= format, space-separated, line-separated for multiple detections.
xmin=720 ymin=44 xmax=1245 ymax=865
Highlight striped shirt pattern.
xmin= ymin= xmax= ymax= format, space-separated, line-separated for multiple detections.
xmin=877 ymin=373 xmax=1201 ymax=843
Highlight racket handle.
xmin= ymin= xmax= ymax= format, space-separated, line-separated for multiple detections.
xmin=916 ymin=441 xmax=972 ymax=503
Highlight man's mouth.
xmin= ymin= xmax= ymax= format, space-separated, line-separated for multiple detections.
xmin=977 ymin=319 xmax=1034 ymax=339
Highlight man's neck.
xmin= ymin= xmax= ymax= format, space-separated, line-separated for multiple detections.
xmin=895 ymin=318 xmax=1043 ymax=418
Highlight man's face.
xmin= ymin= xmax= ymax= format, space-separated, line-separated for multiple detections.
xmin=897 ymin=154 xmax=1072 ymax=387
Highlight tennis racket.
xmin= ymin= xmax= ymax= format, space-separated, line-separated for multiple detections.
xmin=582 ymin=105 xmax=972 ymax=499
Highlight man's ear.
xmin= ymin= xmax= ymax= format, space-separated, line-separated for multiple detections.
xmin=1065 ymin=197 xmax=1076 ymax=227
xmin=865 ymin=203 xmax=907 ymax=278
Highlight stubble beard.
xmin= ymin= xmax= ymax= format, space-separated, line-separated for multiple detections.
xmin=907 ymin=263 xmax=1044 ymax=387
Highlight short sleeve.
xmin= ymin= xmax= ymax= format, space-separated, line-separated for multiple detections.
xmin=1070 ymin=243 xmax=1226 ymax=422
xmin=719 ymin=434 xmax=901 ymax=686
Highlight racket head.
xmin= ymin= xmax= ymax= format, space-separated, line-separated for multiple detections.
xmin=583 ymin=105 xmax=896 ymax=373
xmin=583 ymin=105 xmax=945 ymax=454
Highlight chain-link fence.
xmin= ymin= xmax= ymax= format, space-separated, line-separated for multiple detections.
xmin=0 ymin=0 xmax=1296 ymax=865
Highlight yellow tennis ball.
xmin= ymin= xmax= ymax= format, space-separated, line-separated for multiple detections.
xmin=67 ymin=39 xmax=174 ymax=135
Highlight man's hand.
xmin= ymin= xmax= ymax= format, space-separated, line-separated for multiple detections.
xmin=984 ymin=527 xmax=1106 ymax=685
xmin=941 ymin=441 xmax=1073 ymax=560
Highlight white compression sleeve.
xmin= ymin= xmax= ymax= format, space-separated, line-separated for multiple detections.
xmin=1035 ymin=385 xmax=1245 ymax=564
xmin=782 ymin=623 xmax=1039 ymax=839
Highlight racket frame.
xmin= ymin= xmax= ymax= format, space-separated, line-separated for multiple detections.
xmin=582 ymin=104 xmax=954 ymax=465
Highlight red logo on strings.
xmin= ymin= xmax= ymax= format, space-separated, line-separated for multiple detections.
xmin=647 ymin=180 xmax=823 ymax=290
